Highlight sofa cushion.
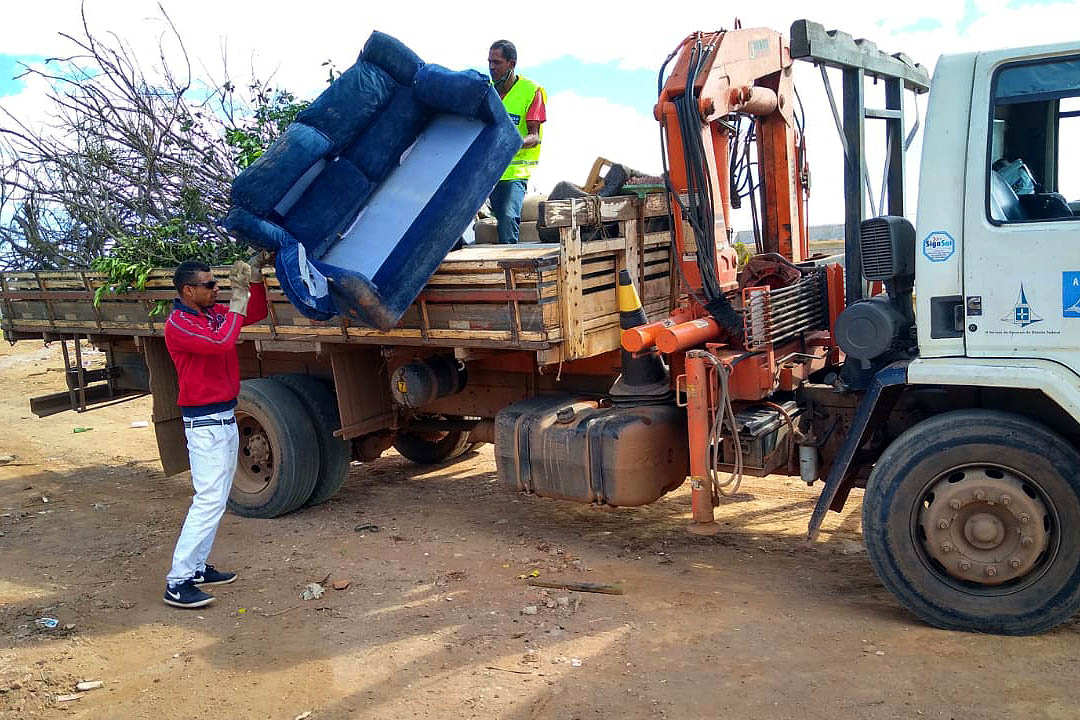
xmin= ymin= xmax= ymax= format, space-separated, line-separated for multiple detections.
xmin=413 ymin=64 xmax=490 ymax=118
xmin=342 ymin=86 xmax=429 ymax=183
xmin=230 ymin=122 xmax=332 ymax=217
xmin=222 ymin=207 xmax=292 ymax=252
xmin=282 ymin=158 xmax=373 ymax=256
xmin=295 ymin=60 xmax=397 ymax=152
xmin=361 ymin=31 xmax=424 ymax=85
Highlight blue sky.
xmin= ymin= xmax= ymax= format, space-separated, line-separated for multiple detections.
xmin=0 ymin=54 xmax=44 ymax=98
xmin=475 ymin=58 xmax=659 ymax=119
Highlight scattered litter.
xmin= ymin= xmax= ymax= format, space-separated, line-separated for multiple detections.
xmin=570 ymin=658 xmax=583 ymax=667
xmin=485 ymin=666 xmax=533 ymax=675
xmin=517 ymin=569 xmax=540 ymax=580
xmin=91 ymin=503 xmax=108 ymax=512
xmin=875 ymin=650 xmax=885 ymax=656
xmin=332 ymin=579 xmax=351 ymax=591
xmin=435 ymin=570 xmax=467 ymax=586
xmin=130 ymin=421 xmax=149 ymax=428
xmin=64 ymin=623 xmax=75 ymax=631
xmin=294 ymin=712 xmax=312 ymax=720
xmin=261 ymin=605 xmax=299 ymax=618
xmin=527 ymin=579 xmax=624 ymax=595
xmin=55 ymin=694 xmax=81 ymax=703
xmin=35 ymin=617 xmax=59 ymax=629
xmin=300 ymin=583 xmax=325 ymax=601
xmin=73 ymin=426 xmax=93 ymax=434
xmin=521 ymin=605 xmax=538 ymax=616
xmin=0 ymin=455 xmax=14 ymax=464
xmin=75 ymin=681 xmax=103 ymax=692
xmin=237 ymin=608 xmax=247 ymax=614
xmin=41 ymin=496 xmax=49 ymax=503
xmin=354 ymin=523 xmax=379 ymax=533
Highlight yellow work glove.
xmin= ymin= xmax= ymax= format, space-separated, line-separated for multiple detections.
xmin=229 ymin=260 xmax=252 ymax=315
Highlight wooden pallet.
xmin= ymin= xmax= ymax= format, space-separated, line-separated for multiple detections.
xmin=0 ymin=193 xmax=675 ymax=365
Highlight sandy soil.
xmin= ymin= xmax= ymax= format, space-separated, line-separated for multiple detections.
xmin=1 ymin=339 xmax=1078 ymax=720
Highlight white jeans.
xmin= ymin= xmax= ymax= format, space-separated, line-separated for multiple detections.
xmin=166 ymin=409 xmax=239 ymax=586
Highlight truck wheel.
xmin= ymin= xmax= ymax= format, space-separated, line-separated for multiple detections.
xmin=273 ymin=373 xmax=351 ymax=506
xmin=863 ymin=409 xmax=1080 ymax=635
xmin=393 ymin=421 xmax=471 ymax=465
xmin=230 ymin=378 xmax=319 ymax=518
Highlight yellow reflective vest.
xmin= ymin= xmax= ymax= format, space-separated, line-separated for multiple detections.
xmin=499 ymin=75 xmax=545 ymax=182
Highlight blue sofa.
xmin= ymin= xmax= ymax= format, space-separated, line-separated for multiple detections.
xmin=223 ymin=32 xmax=521 ymax=330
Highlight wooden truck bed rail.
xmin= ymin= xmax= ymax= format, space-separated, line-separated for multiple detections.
xmin=0 ymin=193 xmax=674 ymax=364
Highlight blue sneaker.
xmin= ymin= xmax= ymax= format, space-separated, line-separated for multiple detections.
xmin=192 ymin=565 xmax=236 ymax=586
xmin=164 ymin=579 xmax=214 ymax=608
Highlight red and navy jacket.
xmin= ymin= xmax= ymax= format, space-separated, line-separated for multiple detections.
xmin=164 ymin=283 xmax=268 ymax=417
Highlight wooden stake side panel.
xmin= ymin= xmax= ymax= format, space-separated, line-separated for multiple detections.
xmin=1 ymin=194 xmax=674 ymax=364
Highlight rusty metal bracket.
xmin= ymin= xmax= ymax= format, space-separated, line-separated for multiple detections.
xmin=807 ymin=361 xmax=909 ymax=540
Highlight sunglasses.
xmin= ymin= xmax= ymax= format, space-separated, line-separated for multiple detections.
xmin=187 ymin=280 xmax=217 ymax=290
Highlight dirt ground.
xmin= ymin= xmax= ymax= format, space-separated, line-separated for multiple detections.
xmin=1 ymin=339 xmax=1078 ymax=720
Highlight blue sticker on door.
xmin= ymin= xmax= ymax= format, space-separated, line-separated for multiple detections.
xmin=1063 ymin=272 xmax=1080 ymax=318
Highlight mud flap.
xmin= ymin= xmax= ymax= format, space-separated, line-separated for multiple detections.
xmin=807 ymin=362 xmax=908 ymax=540
xmin=143 ymin=337 xmax=189 ymax=476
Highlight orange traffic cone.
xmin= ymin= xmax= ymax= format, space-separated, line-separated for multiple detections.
xmin=609 ymin=270 xmax=672 ymax=405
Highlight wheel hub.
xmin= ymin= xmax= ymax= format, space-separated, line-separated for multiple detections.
xmin=234 ymin=414 xmax=275 ymax=494
xmin=920 ymin=466 xmax=1048 ymax=585
xmin=246 ymin=433 xmax=271 ymax=465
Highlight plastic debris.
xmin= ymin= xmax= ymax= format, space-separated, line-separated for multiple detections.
xmin=73 ymin=426 xmax=93 ymax=433
xmin=354 ymin=523 xmax=379 ymax=533
xmin=76 ymin=681 xmax=103 ymax=691
xmin=35 ymin=617 xmax=59 ymax=629
xmin=517 ymin=569 xmax=540 ymax=580
xmin=130 ymin=421 xmax=149 ymax=428
xmin=570 ymin=658 xmax=583 ymax=667
xmin=56 ymin=694 xmax=81 ymax=702
xmin=300 ymin=583 xmax=325 ymax=601
xmin=295 ymin=712 xmax=313 ymax=720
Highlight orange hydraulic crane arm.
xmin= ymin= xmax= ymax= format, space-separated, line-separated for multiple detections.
xmin=655 ymin=27 xmax=808 ymax=307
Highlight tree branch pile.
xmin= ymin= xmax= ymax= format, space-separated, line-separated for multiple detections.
xmin=0 ymin=4 xmax=308 ymax=272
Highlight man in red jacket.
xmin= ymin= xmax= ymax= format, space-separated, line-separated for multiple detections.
xmin=162 ymin=254 xmax=270 ymax=608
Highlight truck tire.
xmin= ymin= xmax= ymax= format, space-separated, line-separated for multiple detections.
xmin=230 ymin=378 xmax=320 ymax=518
xmin=862 ymin=409 xmax=1080 ymax=635
xmin=393 ymin=421 xmax=471 ymax=465
xmin=273 ymin=373 xmax=351 ymax=507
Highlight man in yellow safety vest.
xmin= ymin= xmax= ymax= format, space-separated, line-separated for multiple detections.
xmin=488 ymin=40 xmax=546 ymax=244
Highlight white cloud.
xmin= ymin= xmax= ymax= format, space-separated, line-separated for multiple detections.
xmin=528 ymin=91 xmax=661 ymax=193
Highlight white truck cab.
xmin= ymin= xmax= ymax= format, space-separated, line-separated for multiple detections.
xmin=915 ymin=42 xmax=1080 ymax=372
xmin=821 ymin=40 xmax=1080 ymax=635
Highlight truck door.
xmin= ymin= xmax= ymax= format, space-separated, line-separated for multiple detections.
xmin=963 ymin=48 xmax=1080 ymax=366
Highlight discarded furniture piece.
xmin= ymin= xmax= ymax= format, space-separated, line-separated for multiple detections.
xmin=223 ymin=31 xmax=521 ymax=331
